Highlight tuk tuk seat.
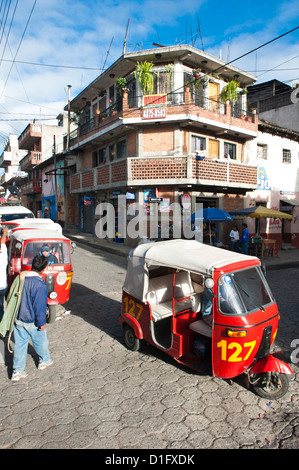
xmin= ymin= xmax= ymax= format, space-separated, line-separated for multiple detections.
xmin=189 ymin=319 xmax=212 ymax=338
xmin=147 ymin=271 xmax=201 ymax=322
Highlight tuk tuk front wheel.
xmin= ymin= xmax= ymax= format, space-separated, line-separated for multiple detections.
xmin=250 ymin=372 xmax=289 ymax=399
xmin=123 ymin=324 xmax=142 ymax=351
xmin=47 ymin=305 xmax=56 ymax=324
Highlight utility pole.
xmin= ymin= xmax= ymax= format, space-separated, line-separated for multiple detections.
xmin=53 ymin=135 xmax=57 ymax=222
xmin=67 ymin=85 xmax=72 ymax=150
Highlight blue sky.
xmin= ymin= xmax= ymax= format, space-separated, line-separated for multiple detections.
xmin=0 ymin=0 xmax=298 ymax=148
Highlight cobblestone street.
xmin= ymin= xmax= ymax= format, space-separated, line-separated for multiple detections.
xmin=0 ymin=243 xmax=298 ymax=450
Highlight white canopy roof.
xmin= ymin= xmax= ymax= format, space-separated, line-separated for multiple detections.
xmin=11 ymin=229 xmax=69 ymax=242
xmin=130 ymin=239 xmax=258 ymax=275
xmin=5 ymin=218 xmax=54 ymax=225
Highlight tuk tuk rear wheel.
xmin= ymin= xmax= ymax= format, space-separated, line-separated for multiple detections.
xmin=251 ymin=372 xmax=289 ymax=399
xmin=47 ymin=305 xmax=56 ymax=324
xmin=123 ymin=324 xmax=142 ymax=351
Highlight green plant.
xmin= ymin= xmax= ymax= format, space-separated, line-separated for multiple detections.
xmin=220 ymin=80 xmax=240 ymax=103
xmin=133 ymin=61 xmax=155 ymax=94
xmin=116 ymin=77 xmax=126 ymax=89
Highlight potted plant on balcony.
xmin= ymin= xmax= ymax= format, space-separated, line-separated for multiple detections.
xmin=133 ymin=61 xmax=155 ymax=95
xmin=220 ymin=79 xmax=240 ymax=103
xmin=116 ymin=77 xmax=127 ymax=96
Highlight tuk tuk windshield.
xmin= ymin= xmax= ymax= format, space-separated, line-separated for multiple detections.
xmin=22 ymin=241 xmax=71 ymax=266
xmin=218 ymin=267 xmax=273 ymax=315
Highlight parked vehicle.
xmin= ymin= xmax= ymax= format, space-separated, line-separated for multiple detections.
xmin=0 ymin=205 xmax=34 ymax=222
xmin=119 ymin=239 xmax=293 ymax=399
xmin=8 ymin=229 xmax=76 ymax=323
xmin=3 ymin=218 xmax=62 ymax=246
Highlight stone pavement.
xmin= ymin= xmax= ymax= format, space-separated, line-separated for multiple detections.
xmin=0 ymin=233 xmax=298 ymax=450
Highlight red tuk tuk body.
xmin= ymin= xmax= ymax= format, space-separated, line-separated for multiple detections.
xmin=8 ymin=229 xmax=74 ymax=322
xmin=119 ymin=240 xmax=293 ymax=399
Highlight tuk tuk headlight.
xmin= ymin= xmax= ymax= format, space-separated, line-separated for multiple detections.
xmin=227 ymin=329 xmax=247 ymax=338
xmin=57 ymin=271 xmax=67 ymax=286
xmin=49 ymin=292 xmax=58 ymax=300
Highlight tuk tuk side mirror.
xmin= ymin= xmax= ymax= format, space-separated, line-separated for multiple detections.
xmin=204 ymin=278 xmax=214 ymax=289
xmin=71 ymin=242 xmax=76 ymax=253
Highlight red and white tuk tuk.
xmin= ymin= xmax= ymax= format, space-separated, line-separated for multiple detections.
xmin=119 ymin=239 xmax=293 ymax=399
xmin=8 ymin=229 xmax=75 ymax=323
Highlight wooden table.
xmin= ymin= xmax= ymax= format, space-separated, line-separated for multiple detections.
xmin=260 ymin=239 xmax=276 ymax=258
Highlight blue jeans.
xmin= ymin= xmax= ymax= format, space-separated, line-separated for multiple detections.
xmin=13 ymin=320 xmax=51 ymax=372
xmin=241 ymin=242 xmax=248 ymax=255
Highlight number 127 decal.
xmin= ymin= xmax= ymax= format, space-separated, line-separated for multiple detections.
xmin=217 ymin=340 xmax=256 ymax=362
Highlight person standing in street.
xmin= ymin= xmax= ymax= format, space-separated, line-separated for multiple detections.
xmin=0 ymin=226 xmax=8 ymax=322
xmin=229 ymin=225 xmax=239 ymax=252
xmin=240 ymin=223 xmax=249 ymax=255
xmin=11 ymin=254 xmax=53 ymax=382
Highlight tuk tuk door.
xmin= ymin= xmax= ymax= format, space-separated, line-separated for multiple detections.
xmin=211 ymin=270 xmax=278 ymax=379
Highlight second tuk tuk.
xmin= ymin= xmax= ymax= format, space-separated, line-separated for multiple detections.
xmin=8 ymin=229 xmax=75 ymax=323
xmin=119 ymin=239 xmax=293 ymax=399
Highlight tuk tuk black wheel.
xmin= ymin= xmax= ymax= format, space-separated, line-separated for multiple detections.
xmin=47 ymin=305 xmax=56 ymax=324
xmin=251 ymin=372 xmax=289 ymax=399
xmin=123 ymin=324 xmax=141 ymax=351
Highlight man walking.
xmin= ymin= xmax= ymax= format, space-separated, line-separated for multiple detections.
xmin=11 ymin=254 xmax=53 ymax=382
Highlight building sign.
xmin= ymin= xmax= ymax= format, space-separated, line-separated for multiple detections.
xmin=142 ymin=94 xmax=167 ymax=120
xmin=258 ymin=167 xmax=271 ymax=190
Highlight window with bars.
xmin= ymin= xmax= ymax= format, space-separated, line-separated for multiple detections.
xmin=282 ymin=149 xmax=291 ymax=163
xmin=191 ymin=135 xmax=206 ymax=153
xmin=257 ymin=144 xmax=267 ymax=160
xmin=224 ymin=142 xmax=237 ymax=160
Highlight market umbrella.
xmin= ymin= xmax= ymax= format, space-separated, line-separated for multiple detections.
xmin=229 ymin=206 xmax=292 ymax=220
xmin=190 ymin=208 xmax=233 ymax=244
xmin=230 ymin=205 xmax=292 ymax=236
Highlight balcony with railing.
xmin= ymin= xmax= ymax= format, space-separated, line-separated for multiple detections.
xmin=70 ymin=154 xmax=257 ymax=194
xmin=21 ymin=178 xmax=42 ymax=195
xmin=18 ymin=123 xmax=42 ymax=150
xmin=67 ymin=88 xmax=258 ymax=151
xmin=19 ymin=151 xmax=42 ymax=171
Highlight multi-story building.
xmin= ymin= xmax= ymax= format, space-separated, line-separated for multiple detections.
xmin=18 ymin=112 xmax=71 ymax=216
xmin=0 ymin=134 xmax=27 ymax=193
xmin=65 ymin=45 xmax=259 ymax=245
xmin=244 ymin=119 xmax=299 ymax=248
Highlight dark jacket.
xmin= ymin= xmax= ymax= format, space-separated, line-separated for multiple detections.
xmin=18 ymin=273 xmax=48 ymax=328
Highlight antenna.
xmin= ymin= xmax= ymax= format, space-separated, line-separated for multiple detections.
xmin=122 ymin=19 xmax=130 ymax=55
xmin=103 ymin=36 xmax=114 ymax=71
xmin=197 ymin=17 xmax=204 ymax=51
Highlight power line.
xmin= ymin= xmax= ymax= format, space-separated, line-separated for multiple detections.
xmin=0 ymin=57 xmax=103 ymax=71
xmin=122 ymin=26 xmax=299 ymax=119
xmin=0 ymin=0 xmax=37 ymax=98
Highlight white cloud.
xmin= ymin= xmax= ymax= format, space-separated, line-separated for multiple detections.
xmin=0 ymin=0 xmax=298 ymax=147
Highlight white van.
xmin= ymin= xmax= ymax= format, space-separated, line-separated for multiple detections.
xmin=0 ymin=205 xmax=34 ymax=222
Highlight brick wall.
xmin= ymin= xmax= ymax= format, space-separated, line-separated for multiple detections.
xmin=229 ymin=163 xmax=257 ymax=185
xmin=82 ymin=170 xmax=94 ymax=188
xmin=71 ymin=174 xmax=81 ymax=191
xmin=193 ymin=160 xmax=227 ymax=181
xmin=143 ymin=126 xmax=174 ymax=153
xmin=131 ymin=157 xmax=187 ymax=180
xmin=97 ymin=166 xmax=109 ymax=185
xmin=127 ymin=131 xmax=137 ymax=156
xmin=111 ymin=161 xmax=127 ymax=183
